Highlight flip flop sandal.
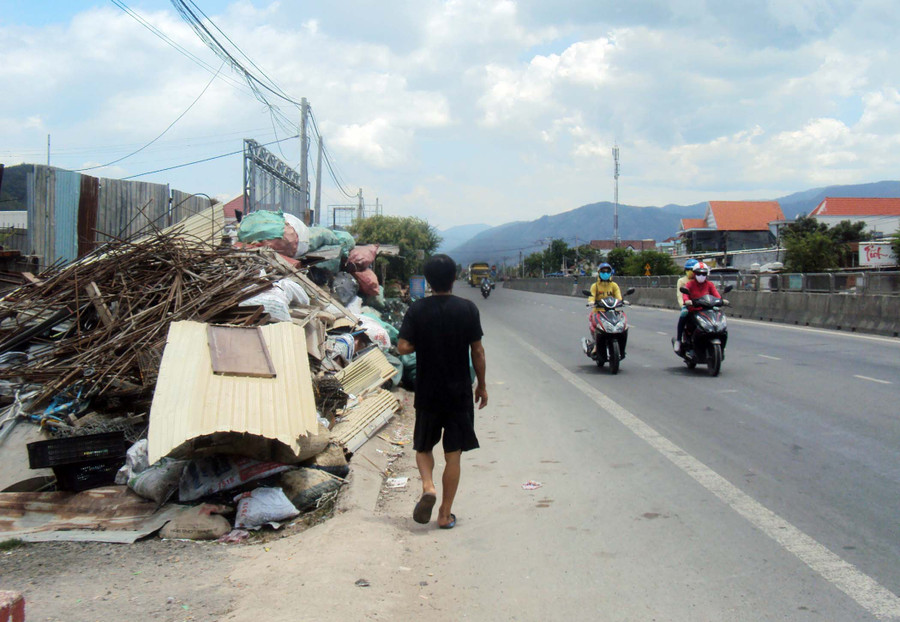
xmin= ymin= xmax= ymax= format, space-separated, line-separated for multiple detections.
xmin=413 ymin=493 xmax=436 ymax=524
xmin=439 ymin=513 xmax=457 ymax=529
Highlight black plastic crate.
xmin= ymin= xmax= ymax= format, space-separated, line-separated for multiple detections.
xmin=27 ymin=431 xmax=127 ymax=469
xmin=52 ymin=457 xmax=124 ymax=492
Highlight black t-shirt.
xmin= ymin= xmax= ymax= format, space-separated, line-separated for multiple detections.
xmin=398 ymin=295 xmax=483 ymax=414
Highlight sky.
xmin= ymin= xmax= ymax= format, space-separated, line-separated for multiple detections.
xmin=2 ymin=0 xmax=899 ymax=229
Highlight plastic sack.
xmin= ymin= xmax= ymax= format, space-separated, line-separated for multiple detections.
xmin=238 ymin=287 xmax=292 ymax=322
xmin=281 ymin=468 xmax=344 ymax=511
xmin=399 ymin=352 xmax=417 ymax=386
xmin=346 ymin=296 xmax=363 ymax=316
xmin=160 ymin=504 xmax=232 ymax=541
xmin=362 ymin=312 xmax=398 ymax=345
xmin=237 ymin=211 xmax=286 ymax=243
xmin=283 ymin=213 xmax=310 ymax=257
xmin=179 ymin=456 xmax=292 ymax=502
xmin=346 ymin=244 xmax=378 ymax=272
xmin=333 ymin=230 xmax=356 ymax=256
xmin=353 ymin=269 xmax=380 ymax=297
xmin=357 ymin=315 xmax=391 ymax=350
xmin=115 ymin=439 xmax=150 ymax=485
xmin=325 ymin=334 xmax=355 ymax=364
xmin=332 ymin=272 xmax=359 ymax=306
xmin=233 ymin=487 xmax=299 ymax=530
xmin=129 ymin=457 xmax=188 ymax=505
xmin=308 ymin=227 xmax=339 ymax=251
xmin=275 ymin=279 xmax=311 ymax=307
xmin=383 ymin=352 xmax=404 ymax=389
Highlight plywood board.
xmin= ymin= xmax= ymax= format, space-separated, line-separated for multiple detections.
xmin=207 ymin=325 xmax=276 ymax=377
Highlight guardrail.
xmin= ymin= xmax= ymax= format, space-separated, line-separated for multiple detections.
xmin=616 ymin=271 xmax=900 ymax=296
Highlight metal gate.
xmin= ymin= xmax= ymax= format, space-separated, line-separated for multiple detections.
xmin=243 ymin=139 xmax=307 ymax=220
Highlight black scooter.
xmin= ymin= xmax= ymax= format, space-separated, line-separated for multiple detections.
xmin=581 ymin=287 xmax=635 ymax=375
xmin=481 ymin=279 xmax=495 ymax=299
xmin=673 ymin=285 xmax=732 ymax=376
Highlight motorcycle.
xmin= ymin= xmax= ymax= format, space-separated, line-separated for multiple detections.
xmin=673 ymin=285 xmax=732 ymax=376
xmin=481 ymin=278 xmax=495 ymax=299
xmin=581 ymin=287 xmax=635 ymax=374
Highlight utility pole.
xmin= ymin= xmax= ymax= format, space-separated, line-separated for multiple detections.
xmin=357 ymin=188 xmax=364 ymax=221
xmin=47 ymin=134 xmax=51 ymax=166
xmin=313 ymin=134 xmax=323 ymax=224
xmin=612 ymin=145 xmax=620 ymax=248
xmin=519 ymin=250 xmax=523 ymax=278
xmin=299 ymin=97 xmax=310 ymax=219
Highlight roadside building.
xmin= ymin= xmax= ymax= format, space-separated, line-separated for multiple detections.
xmin=589 ymin=239 xmax=657 ymax=253
xmin=679 ymin=201 xmax=785 ymax=254
xmin=809 ymin=197 xmax=900 ymax=239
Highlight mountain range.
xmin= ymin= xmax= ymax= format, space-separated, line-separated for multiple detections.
xmin=443 ymin=180 xmax=900 ymax=267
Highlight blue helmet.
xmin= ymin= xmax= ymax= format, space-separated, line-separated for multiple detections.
xmin=598 ymin=263 xmax=614 ymax=281
xmin=684 ymin=258 xmax=699 ymax=271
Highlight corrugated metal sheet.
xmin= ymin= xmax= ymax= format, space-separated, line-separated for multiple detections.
xmin=335 ymin=348 xmax=399 ymax=396
xmin=0 ymin=486 xmax=186 ymax=543
xmin=331 ymin=389 xmax=400 ymax=452
xmin=53 ymin=169 xmax=81 ymax=263
xmin=96 ymin=177 xmax=169 ymax=241
xmin=171 ymin=190 xmax=212 ymax=227
xmin=78 ymin=175 xmax=100 ymax=256
xmin=147 ymin=321 xmax=319 ymax=464
xmin=157 ymin=203 xmax=224 ymax=245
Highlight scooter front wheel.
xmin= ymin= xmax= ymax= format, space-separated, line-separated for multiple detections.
xmin=608 ymin=340 xmax=620 ymax=374
xmin=707 ymin=343 xmax=722 ymax=376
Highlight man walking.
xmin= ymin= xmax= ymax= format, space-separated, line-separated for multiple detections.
xmin=397 ymin=254 xmax=488 ymax=529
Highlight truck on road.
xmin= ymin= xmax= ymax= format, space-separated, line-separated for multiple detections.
xmin=467 ymin=262 xmax=491 ymax=287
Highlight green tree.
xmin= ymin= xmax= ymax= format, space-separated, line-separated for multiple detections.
xmin=605 ymin=247 xmax=633 ymax=275
xmin=827 ymin=219 xmax=871 ymax=267
xmin=349 ymin=215 xmax=441 ymax=281
xmin=623 ymin=250 xmax=680 ymax=276
xmin=780 ymin=214 xmax=828 ymax=244
xmin=783 ymin=231 xmax=838 ymax=272
xmin=892 ymin=229 xmax=900 ymax=259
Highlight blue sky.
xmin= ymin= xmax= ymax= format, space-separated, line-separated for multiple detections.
xmin=2 ymin=1 xmax=900 ymax=228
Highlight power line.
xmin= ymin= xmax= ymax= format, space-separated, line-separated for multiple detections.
xmin=122 ymin=134 xmax=297 ymax=180
xmin=75 ymin=62 xmax=225 ymax=172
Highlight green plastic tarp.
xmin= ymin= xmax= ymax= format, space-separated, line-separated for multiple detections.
xmin=237 ymin=211 xmax=285 ymax=243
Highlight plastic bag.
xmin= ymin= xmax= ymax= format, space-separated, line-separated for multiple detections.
xmin=275 ymin=279 xmax=311 ymax=307
xmin=346 ymin=244 xmax=378 ymax=272
xmin=238 ymin=287 xmax=292 ymax=322
xmin=129 ymin=457 xmax=188 ymax=505
xmin=280 ymin=468 xmax=343 ymax=511
xmin=357 ymin=315 xmax=390 ymax=350
xmin=308 ymin=227 xmax=339 ymax=251
xmin=179 ymin=456 xmax=292 ymax=502
xmin=333 ymin=230 xmax=356 ymax=256
xmin=332 ymin=272 xmax=359 ymax=306
xmin=115 ymin=439 xmax=150 ymax=485
xmin=233 ymin=487 xmax=299 ymax=529
xmin=353 ymin=269 xmax=380 ymax=297
xmin=283 ymin=213 xmax=310 ymax=257
xmin=160 ymin=504 xmax=232 ymax=540
xmin=237 ymin=211 xmax=286 ymax=243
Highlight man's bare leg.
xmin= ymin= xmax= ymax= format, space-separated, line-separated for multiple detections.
xmin=416 ymin=450 xmax=437 ymax=496
xmin=438 ymin=450 xmax=461 ymax=527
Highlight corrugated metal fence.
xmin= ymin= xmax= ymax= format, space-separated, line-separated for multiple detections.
xmin=22 ymin=165 xmax=212 ymax=268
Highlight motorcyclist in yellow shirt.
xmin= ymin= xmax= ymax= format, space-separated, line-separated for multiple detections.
xmin=585 ymin=263 xmax=625 ymax=357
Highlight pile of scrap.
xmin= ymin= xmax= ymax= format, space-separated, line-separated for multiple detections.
xmin=0 ymin=207 xmax=412 ymax=542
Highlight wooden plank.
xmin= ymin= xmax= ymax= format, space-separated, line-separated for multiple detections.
xmin=206 ymin=325 xmax=276 ymax=378
xmin=84 ymin=281 xmax=114 ymax=327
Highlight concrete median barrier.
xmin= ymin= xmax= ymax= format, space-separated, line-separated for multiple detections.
xmin=506 ymin=278 xmax=900 ymax=337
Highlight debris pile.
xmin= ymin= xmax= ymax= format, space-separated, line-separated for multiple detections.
xmin=0 ymin=207 xmax=413 ymax=542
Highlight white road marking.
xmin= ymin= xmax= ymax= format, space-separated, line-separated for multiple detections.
xmin=758 ymin=354 xmax=781 ymax=360
xmin=656 ymin=331 xmax=668 ymax=335
xmin=854 ymin=375 xmax=892 ymax=385
xmin=505 ymin=328 xmax=900 ymax=620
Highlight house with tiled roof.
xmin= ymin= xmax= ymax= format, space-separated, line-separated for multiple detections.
xmin=679 ymin=201 xmax=785 ymax=253
xmin=589 ymin=239 xmax=656 ymax=252
xmin=809 ymin=198 xmax=900 ymax=238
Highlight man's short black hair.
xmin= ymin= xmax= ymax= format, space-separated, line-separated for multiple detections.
xmin=424 ymin=254 xmax=456 ymax=292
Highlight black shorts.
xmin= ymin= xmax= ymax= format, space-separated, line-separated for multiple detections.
xmin=413 ymin=409 xmax=480 ymax=453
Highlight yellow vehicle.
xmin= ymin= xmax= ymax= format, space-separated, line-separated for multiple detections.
xmin=467 ymin=262 xmax=491 ymax=287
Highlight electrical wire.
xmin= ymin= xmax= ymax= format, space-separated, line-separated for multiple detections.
xmin=121 ymin=134 xmax=298 ymax=180
xmin=75 ymin=62 xmax=225 ymax=172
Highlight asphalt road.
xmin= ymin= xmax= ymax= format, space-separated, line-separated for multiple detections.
xmin=435 ymin=282 xmax=900 ymax=621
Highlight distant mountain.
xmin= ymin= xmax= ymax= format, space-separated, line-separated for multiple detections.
xmin=446 ymin=181 xmax=900 ymax=267
xmin=436 ymin=223 xmax=492 ymax=254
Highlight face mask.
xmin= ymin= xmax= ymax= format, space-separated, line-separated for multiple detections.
xmin=695 ymin=274 xmax=707 ymax=283
xmin=600 ymin=272 xmax=611 ymax=281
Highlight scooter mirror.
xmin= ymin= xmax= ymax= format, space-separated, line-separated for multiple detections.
xmin=679 ymin=286 xmax=691 ymax=295
xmin=723 ymin=285 xmax=734 ymax=293
xmin=625 ymin=287 xmax=635 ymax=296
xmin=582 ymin=289 xmax=592 ymax=296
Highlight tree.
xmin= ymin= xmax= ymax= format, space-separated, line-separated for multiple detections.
xmin=783 ymin=231 xmax=838 ymax=272
xmin=605 ymin=248 xmax=633 ymax=275
xmin=892 ymin=229 xmax=900 ymax=259
xmin=623 ymin=250 xmax=680 ymax=276
xmin=827 ymin=219 xmax=871 ymax=267
xmin=780 ymin=214 xmax=828 ymax=244
xmin=350 ymin=215 xmax=441 ymax=281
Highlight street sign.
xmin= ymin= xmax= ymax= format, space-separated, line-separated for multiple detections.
xmin=644 ymin=263 xmax=651 ymax=276
xmin=859 ymin=242 xmax=897 ymax=267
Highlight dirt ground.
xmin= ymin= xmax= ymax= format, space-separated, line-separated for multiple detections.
xmin=0 ymin=390 xmax=418 ymax=622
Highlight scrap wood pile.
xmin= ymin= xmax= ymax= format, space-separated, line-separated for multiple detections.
xmin=0 ymin=207 xmax=413 ymax=543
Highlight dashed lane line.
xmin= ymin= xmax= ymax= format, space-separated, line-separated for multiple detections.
xmin=854 ymin=375 xmax=892 ymax=385
xmin=503 ymin=326 xmax=900 ymax=621
xmin=758 ymin=354 xmax=781 ymax=360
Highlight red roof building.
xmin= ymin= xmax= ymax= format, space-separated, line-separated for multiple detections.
xmin=809 ymin=198 xmax=900 ymax=237
xmin=589 ymin=239 xmax=657 ymax=252
xmin=679 ymin=200 xmax=785 ymax=254
xmin=222 ymin=195 xmax=245 ymax=221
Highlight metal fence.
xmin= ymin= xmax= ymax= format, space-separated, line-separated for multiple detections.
xmin=618 ymin=271 xmax=900 ymax=295
xmin=243 ymin=139 xmax=306 ymax=219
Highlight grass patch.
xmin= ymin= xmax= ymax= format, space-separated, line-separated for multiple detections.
xmin=0 ymin=538 xmax=25 ymax=551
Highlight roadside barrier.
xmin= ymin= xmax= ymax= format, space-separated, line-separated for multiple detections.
xmin=505 ymin=277 xmax=900 ymax=337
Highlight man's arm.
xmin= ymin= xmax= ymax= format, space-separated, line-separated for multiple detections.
xmin=471 ymin=340 xmax=487 ymax=409
xmin=397 ymin=338 xmax=415 ymax=355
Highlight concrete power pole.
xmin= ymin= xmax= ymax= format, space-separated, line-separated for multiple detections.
xmin=357 ymin=188 xmax=364 ymax=221
xmin=300 ymin=97 xmax=310 ymax=219
xmin=612 ymin=145 xmax=620 ymax=248
xmin=314 ymin=134 xmax=323 ymax=225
